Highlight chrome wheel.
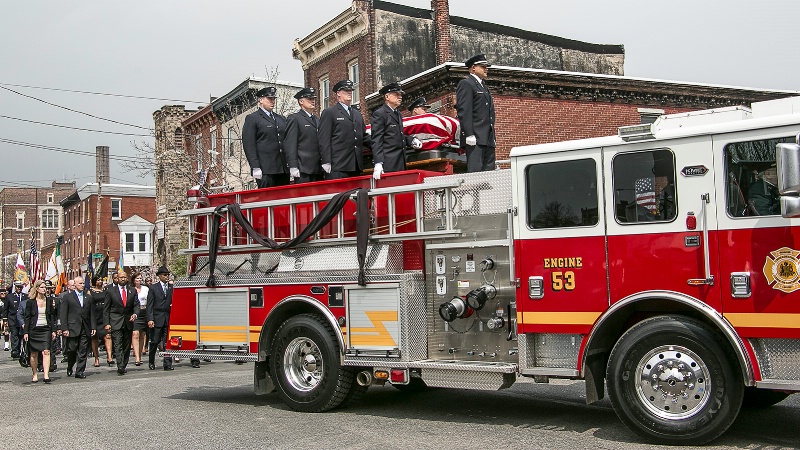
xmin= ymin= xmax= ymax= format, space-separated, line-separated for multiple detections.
xmin=283 ymin=337 xmax=323 ymax=392
xmin=635 ymin=345 xmax=710 ymax=420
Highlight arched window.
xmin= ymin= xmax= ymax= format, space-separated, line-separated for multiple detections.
xmin=41 ymin=209 xmax=59 ymax=229
xmin=174 ymin=127 xmax=184 ymax=153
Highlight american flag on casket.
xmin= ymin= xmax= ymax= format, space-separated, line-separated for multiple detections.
xmin=365 ymin=113 xmax=460 ymax=150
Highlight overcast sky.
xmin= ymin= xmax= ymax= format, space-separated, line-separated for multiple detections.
xmin=1 ymin=0 xmax=798 ymax=189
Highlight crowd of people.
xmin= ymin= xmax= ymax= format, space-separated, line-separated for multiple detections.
xmin=242 ymin=53 xmax=496 ymax=188
xmin=0 ymin=266 xmax=174 ymax=383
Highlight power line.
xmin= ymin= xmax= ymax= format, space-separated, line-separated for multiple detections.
xmin=0 ymin=138 xmax=144 ymax=164
xmin=0 ymin=85 xmax=153 ymax=131
xmin=0 ymin=82 xmax=207 ymax=103
xmin=0 ymin=115 xmax=153 ymax=137
xmin=109 ymin=176 xmax=150 ymax=186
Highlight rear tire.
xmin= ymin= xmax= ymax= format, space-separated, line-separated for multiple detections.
xmin=606 ymin=316 xmax=743 ymax=445
xmin=741 ymin=387 xmax=791 ymax=408
xmin=271 ymin=313 xmax=355 ymax=412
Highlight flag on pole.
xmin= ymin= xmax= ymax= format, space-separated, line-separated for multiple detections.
xmin=95 ymin=254 xmax=109 ymax=280
xmin=53 ymin=240 xmax=67 ymax=295
xmin=45 ymin=247 xmax=58 ymax=284
xmin=119 ymin=241 xmax=125 ymax=273
xmin=14 ymin=252 xmax=29 ymax=292
xmin=29 ymin=235 xmax=40 ymax=286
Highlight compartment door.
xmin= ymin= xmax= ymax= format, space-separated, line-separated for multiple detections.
xmin=196 ymin=289 xmax=250 ymax=348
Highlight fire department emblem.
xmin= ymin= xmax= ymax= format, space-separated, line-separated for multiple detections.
xmin=763 ymin=247 xmax=800 ymax=293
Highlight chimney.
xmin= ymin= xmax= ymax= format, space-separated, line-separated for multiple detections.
xmin=432 ymin=0 xmax=451 ymax=65
xmin=96 ymin=146 xmax=109 ymax=184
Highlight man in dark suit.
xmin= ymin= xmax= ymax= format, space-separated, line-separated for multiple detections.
xmin=103 ymin=271 xmax=139 ymax=375
xmin=60 ymin=276 xmax=95 ymax=378
xmin=6 ymin=282 xmax=26 ymax=358
xmin=456 ymin=54 xmax=496 ymax=172
xmin=242 ymin=86 xmax=289 ymax=189
xmin=0 ymin=289 xmax=8 ymax=351
xmin=370 ymin=82 xmax=421 ymax=179
xmin=284 ymin=87 xmax=324 ymax=183
xmin=318 ymin=80 xmax=370 ymax=180
xmin=147 ymin=266 xmax=174 ymax=371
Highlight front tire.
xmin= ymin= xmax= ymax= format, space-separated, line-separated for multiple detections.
xmin=271 ymin=313 xmax=356 ymax=412
xmin=606 ymin=316 xmax=743 ymax=445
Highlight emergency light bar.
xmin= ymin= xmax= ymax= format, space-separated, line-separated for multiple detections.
xmin=618 ymin=123 xmax=655 ymax=142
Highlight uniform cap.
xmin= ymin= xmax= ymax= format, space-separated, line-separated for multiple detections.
xmin=255 ymin=86 xmax=277 ymax=98
xmin=332 ymin=80 xmax=355 ymax=92
xmin=379 ymin=82 xmax=404 ymax=96
xmin=294 ymin=87 xmax=317 ymax=99
xmin=465 ymin=54 xmax=491 ymax=68
xmin=156 ymin=266 xmax=170 ymax=275
xmin=408 ymin=97 xmax=431 ymax=112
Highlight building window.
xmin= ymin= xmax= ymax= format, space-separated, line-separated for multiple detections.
xmin=16 ymin=212 xmax=24 ymax=230
xmin=16 ymin=239 xmax=23 ymax=249
xmin=320 ymin=76 xmax=330 ymax=111
xmin=228 ymin=127 xmax=236 ymax=157
xmin=526 ymin=159 xmax=599 ymax=229
xmin=111 ymin=198 xmax=122 ymax=220
xmin=41 ymin=209 xmax=59 ymax=229
xmin=348 ymin=60 xmax=360 ymax=105
xmin=174 ymin=127 xmax=184 ymax=153
xmin=138 ymin=233 xmax=147 ymax=252
xmin=125 ymin=233 xmax=135 ymax=252
xmin=613 ymin=149 xmax=677 ymax=224
xmin=195 ymin=135 xmax=204 ymax=169
xmin=47 ymin=193 xmax=54 ymax=203
xmin=210 ymin=127 xmax=218 ymax=166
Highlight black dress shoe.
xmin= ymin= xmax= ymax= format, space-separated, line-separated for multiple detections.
xmin=75 ymin=374 xmax=86 ymax=379
xmin=117 ymin=369 xmax=125 ymax=375
xmin=107 ymin=360 xmax=114 ymax=367
xmin=11 ymin=353 xmax=20 ymax=359
xmin=67 ymin=369 xmax=74 ymax=377
xmin=43 ymin=378 xmax=52 ymax=384
xmin=149 ymin=364 xmax=155 ymax=370
xmin=163 ymin=366 xmax=174 ymax=371
xmin=135 ymin=361 xmax=142 ymax=366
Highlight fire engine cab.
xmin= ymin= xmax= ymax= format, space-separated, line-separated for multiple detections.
xmin=168 ymin=96 xmax=800 ymax=444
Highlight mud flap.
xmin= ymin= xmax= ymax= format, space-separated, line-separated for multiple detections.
xmin=254 ymin=360 xmax=275 ymax=395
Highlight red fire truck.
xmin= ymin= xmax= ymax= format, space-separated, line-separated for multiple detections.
xmin=168 ymin=96 xmax=800 ymax=444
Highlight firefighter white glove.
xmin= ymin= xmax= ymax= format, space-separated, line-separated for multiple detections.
xmin=465 ymin=135 xmax=477 ymax=146
xmin=289 ymin=167 xmax=300 ymax=178
xmin=321 ymin=163 xmax=331 ymax=174
xmin=411 ymin=137 xmax=422 ymax=149
xmin=252 ymin=168 xmax=262 ymax=180
xmin=373 ymin=163 xmax=383 ymax=180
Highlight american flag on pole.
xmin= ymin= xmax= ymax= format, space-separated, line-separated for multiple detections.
xmin=29 ymin=235 xmax=40 ymax=285
xmin=635 ymin=177 xmax=657 ymax=212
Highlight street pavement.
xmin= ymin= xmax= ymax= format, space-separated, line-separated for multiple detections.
xmin=0 ymin=351 xmax=798 ymax=449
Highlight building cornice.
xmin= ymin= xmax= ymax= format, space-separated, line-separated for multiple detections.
xmin=366 ymin=63 xmax=797 ymax=111
xmin=292 ymin=3 xmax=369 ymax=70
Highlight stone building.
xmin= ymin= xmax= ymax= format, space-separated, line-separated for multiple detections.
xmin=292 ymin=0 xmax=625 ymax=117
xmin=152 ymin=105 xmax=194 ymax=272
xmin=60 ymin=183 xmax=156 ymax=280
xmin=0 ymin=181 xmax=75 ymax=285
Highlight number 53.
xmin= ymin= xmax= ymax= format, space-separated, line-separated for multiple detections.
xmin=551 ymin=271 xmax=575 ymax=291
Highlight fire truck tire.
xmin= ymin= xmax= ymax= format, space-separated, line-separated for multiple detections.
xmin=741 ymin=387 xmax=791 ymax=408
xmin=271 ymin=313 xmax=356 ymax=412
xmin=606 ymin=315 xmax=743 ymax=445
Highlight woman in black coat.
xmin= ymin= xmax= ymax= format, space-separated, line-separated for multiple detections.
xmin=23 ymin=280 xmax=55 ymax=383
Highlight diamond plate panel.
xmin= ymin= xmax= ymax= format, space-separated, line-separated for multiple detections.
xmin=423 ymin=169 xmax=512 ymax=217
xmin=530 ymin=333 xmax=582 ymax=369
xmin=344 ymin=271 xmax=427 ymax=362
xmin=421 ymin=368 xmax=515 ymax=390
xmin=750 ymin=338 xmax=800 ymax=380
xmin=518 ymin=333 xmax=530 ymax=369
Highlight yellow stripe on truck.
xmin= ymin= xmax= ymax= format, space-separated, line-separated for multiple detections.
xmin=517 ymin=311 xmax=601 ymax=326
xmin=725 ymin=313 xmax=800 ymax=329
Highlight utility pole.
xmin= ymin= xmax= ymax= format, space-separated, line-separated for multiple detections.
xmin=95 ymin=146 xmax=109 ymax=263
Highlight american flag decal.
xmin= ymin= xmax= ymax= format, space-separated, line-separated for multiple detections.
xmin=635 ymin=177 xmax=657 ymax=211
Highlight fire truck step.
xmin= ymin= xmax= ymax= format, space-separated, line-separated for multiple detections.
xmin=159 ymin=350 xmax=257 ymax=362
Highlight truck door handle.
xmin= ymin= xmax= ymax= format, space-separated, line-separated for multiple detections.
xmin=688 ymin=193 xmax=715 ymax=286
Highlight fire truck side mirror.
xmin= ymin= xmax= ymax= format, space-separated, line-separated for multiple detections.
xmin=776 ymin=143 xmax=800 ymax=218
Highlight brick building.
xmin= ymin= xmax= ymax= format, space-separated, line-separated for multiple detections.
xmin=0 ymin=181 xmax=75 ymax=285
xmin=60 ymin=183 xmax=156 ymax=279
xmin=364 ymin=63 xmax=797 ymax=161
xmin=292 ymin=0 xmax=625 ymax=118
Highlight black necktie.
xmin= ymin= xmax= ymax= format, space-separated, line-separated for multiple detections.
xmin=311 ymin=114 xmax=318 ymax=127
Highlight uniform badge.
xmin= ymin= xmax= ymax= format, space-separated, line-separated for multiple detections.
xmin=763 ymin=247 xmax=800 ymax=293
